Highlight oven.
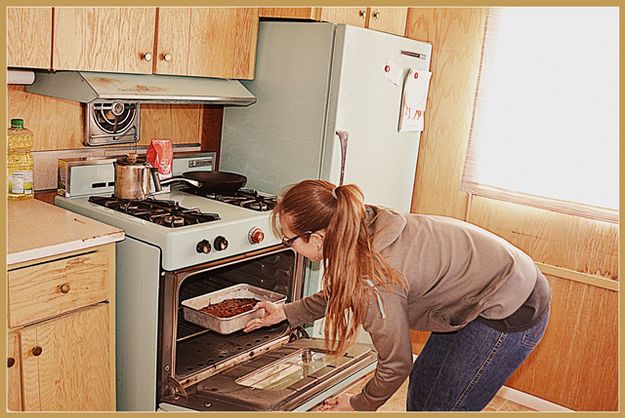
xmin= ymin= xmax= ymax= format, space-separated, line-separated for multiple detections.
xmin=54 ymin=152 xmax=377 ymax=412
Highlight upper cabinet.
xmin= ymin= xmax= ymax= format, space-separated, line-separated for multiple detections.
xmin=7 ymin=7 xmax=52 ymax=69
xmin=53 ymin=7 xmax=156 ymax=74
xmin=155 ymin=7 xmax=259 ymax=79
xmin=366 ymin=7 xmax=407 ymax=36
xmin=319 ymin=7 xmax=407 ymax=36
xmin=320 ymin=7 xmax=367 ymax=27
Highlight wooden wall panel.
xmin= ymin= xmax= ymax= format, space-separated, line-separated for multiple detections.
xmin=468 ymin=196 xmax=618 ymax=279
xmin=404 ymin=8 xmax=618 ymax=411
xmin=506 ymin=275 xmax=618 ymax=411
xmin=259 ymin=7 xmax=318 ymax=20
xmin=7 ymin=86 xmax=202 ymax=150
xmin=405 ymin=8 xmax=486 ymax=219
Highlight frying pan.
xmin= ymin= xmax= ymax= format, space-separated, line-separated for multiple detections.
xmin=160 ymin=171 xmax=247 ymax=193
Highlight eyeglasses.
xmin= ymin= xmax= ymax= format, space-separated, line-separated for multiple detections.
xmin=281 ymin=231 xmax=313 ymax=247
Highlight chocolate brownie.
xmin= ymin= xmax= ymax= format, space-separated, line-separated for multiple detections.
xmin=200 ymin=297 xmax=260 ymax=318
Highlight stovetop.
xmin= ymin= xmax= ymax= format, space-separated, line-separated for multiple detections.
xmin=88 ymin=195 xmax=221 ymax=228
xmin=55 ymin=190 xmax=283 ymax=271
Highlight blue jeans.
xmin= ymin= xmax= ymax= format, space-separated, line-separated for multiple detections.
xmin=406 ymin=307 xmax=550 ymax=411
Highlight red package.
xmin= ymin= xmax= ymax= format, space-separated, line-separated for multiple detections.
xmin=146 ymin=139 xmax=173 ymax=175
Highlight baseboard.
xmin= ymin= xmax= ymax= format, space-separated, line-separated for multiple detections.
xmin=497 ymin=386 xmax=573 ymax=411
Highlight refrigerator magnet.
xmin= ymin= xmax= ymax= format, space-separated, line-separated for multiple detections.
xmin=398 ymin=69 xmax=432 ymax=132
xmin=384 ymin=60 xmax=402 ymax=86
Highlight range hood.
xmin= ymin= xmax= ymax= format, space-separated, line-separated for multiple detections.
xmin=25 ymin=71 xmax=256 ymax=106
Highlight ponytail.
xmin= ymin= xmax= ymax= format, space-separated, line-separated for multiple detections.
xmin=272 ymin=180 xmax=404 ymax=355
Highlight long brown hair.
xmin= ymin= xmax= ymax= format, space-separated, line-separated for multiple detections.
xmin=272 ymin=179 xmax=403 ymax=355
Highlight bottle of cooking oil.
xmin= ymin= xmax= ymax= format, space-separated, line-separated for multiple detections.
xmin=7 ymin=118 xmax=34 ymax=200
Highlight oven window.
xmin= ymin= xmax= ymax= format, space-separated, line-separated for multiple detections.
xmin=174 ymin=250 xmax=299 ymax=379
xmin=235 ymin=349 xmax=343 ymax=391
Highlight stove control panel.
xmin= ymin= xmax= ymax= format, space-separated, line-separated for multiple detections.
xmin=248 ymin=227 xmax=265 ymax=244
xmin=213 ymin=236 xmax=229 ymax=251
xmin=196 ymin=239 xmax=212 ymax=254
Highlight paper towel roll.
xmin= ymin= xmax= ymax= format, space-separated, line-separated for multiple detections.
xmin=7 ymin=69 xmax=35 ymax=85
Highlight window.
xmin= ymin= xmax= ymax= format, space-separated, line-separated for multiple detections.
xmin=462 ymin=7 xmax=619 ymax=222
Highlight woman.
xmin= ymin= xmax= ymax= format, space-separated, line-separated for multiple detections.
xmin=244 ymin=179 xmax=550 ymax=412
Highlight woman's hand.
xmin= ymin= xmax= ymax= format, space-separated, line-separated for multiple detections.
xmin=243 ymin=301 xmax=286 ymax=333
xmin=318 ymin=394 xmax=355 ymax=411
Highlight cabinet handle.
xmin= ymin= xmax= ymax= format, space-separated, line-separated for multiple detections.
xmin=143 ymin=52 xmax=153 ymax=62
xmin=59 ymin=282 xmax=71 ymax=294
xmin=358 ymin=9 xmax=366 ymax=18
xmin=7 ymin=357 xmax=15 ymax=368
xmin=372 ymin=10 xmax=380 ymax=19
xmin=32 ymin=346 xmax=42 ymax=357
xmin=163 ymin=53 xmax=172 ymax=62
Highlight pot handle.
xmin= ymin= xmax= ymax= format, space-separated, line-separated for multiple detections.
xmin=150 ymin=167 xmax=163 ymax=192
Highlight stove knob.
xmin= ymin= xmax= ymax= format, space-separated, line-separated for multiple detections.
xmin=196 ymin=240 xmax=211 ymax=254
xmin=214 ymin=236 xmax=228 ymax=251
xmin=248 ymin=227 xmax=265 ymax=244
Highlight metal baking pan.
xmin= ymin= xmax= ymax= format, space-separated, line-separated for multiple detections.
xmin=181 ymin=283 xmax=287 ymax=335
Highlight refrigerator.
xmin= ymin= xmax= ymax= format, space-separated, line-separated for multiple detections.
xmin=220 ymin=21 xmax=432 ymax=341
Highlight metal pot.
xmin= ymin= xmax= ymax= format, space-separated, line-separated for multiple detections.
xmin=113 ymin=153 xmax=161 ymax=200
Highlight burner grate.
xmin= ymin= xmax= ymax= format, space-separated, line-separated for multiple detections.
xmin=181 ymin=187 xmax=277 ymax=212
xmin=88 ymin=195 xmax=220 ymax=227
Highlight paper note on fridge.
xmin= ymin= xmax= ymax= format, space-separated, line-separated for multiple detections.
xmin=384 ymin=60 xmax=402 ymax=86
xmin=398 ymin=69 xmax=432 ymax=132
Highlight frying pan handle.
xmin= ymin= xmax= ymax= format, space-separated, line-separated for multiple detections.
xmin=159 ymin=176 xmax=201 ymax=188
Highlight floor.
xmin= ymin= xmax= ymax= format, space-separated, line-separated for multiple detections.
xmin=336 ymin=375 xmax=536 ymax=412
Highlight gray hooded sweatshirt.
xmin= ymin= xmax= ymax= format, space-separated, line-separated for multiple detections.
xmin=282 ymin=206 xmax=549 ymax=411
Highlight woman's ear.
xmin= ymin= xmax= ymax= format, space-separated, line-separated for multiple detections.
xmin=310 ymin=232 xmax=324 ymax=249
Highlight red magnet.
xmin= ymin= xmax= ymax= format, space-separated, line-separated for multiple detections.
xmin=384 ymin=65 xmax=390 ymax=72
xmin=414 ymin=72 xmax=419 ymax=79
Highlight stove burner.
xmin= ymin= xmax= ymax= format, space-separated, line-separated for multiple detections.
xmin=88 ymin=196 xmax=220 ymax=227
xmin=181 ymin=187 xmax=277 ymax=212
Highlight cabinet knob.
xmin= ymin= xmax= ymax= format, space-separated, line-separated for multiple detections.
xmin=32 ymin=346 xmax=42 ymax=357
xmin=358 ymin=9 xmax=366 ymax=18
xmin=59 ymin=282 xmax=71 ymax=294
xmin=143 ymin=52 xmax=153 ymax=62
xmin=7 ymin=357 xmax=15 ymax=368
xmin=372 ymin=10 xmax=380 ymax=19
xmin=163 ymin=53 xmax=172 ymax=62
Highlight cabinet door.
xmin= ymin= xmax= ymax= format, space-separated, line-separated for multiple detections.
xmin=320 ymin=7 xmax=367 ymax=27
xmin=20 ymin=304 xmax=113 ymax=411
xmin=53 ymin=7 xmax=155 ymax=74
xmin=7 ymin=7 xmax=52 ymax=69
xmin=7 ymin=331 xmax=22 ymax=411
xmin=156 ymin=7 xmax=259 ymax=79
xmin=367 ymin=7 xmax=408 ymax=36
xmin=259 ymin=7 xmax=318 ymax=20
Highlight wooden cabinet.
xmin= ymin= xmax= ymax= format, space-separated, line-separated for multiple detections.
xmin=320 ymin=7 xmax=367 ymax=27
xmin=320 ymin=7 xmax=408 ymax=36
xmin=155 ymin=7 xmax=259 ymax=79
xmin=53 ymin=7 xmax=156 ymax=74
xmin=20 ymin=304 xmax=112 ymax=411
xmin=7 ymin=7 xmax=52 ymax=69
xmin=6 ymin=244 xmax=115 ymax=411
xmin=7 ymin=331 xmax=22 ymax=411
xmin=366 ymin=7 xmax=408 ymax=36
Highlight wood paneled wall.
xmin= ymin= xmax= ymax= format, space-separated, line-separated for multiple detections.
xmin=7 ymin=85 xmax=207 ymax=151
xmin=404 ymin=7 xmax=618 ymax=411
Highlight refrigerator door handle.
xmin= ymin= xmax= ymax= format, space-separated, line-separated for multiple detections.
xmin=335 ymin=130 xmax=349 ymax=186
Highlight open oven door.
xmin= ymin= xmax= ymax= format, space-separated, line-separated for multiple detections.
xmin=159 ymin=336 xmax=377 ymax=411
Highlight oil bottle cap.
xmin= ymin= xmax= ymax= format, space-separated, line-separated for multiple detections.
xmin=10 ymin=119 xmax=24 ymax=128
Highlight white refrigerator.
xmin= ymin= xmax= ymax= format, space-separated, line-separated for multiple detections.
xmin=221 ymin=21 xmax=432 ymax=340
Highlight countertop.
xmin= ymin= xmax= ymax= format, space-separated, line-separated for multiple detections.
xmin=7 ymin=198 xmax=125 ymax=267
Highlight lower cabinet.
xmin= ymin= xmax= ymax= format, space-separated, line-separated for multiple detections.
xmin=6 ymin=244 xmax=116 ymax=411
xmin=19 ymin=304 xmax=112 ymax=411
